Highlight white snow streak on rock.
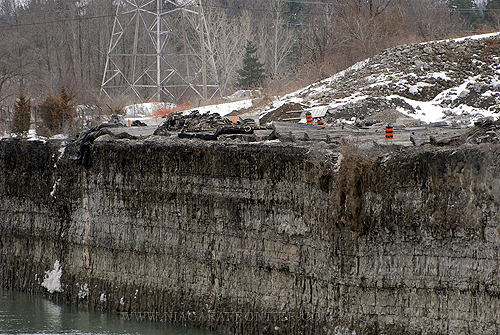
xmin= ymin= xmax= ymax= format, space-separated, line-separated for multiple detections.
xmin=41 ymin=260 xmax=63 ymax=293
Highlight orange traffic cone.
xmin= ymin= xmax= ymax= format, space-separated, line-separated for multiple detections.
xmin=306 ymin=111 xmax=313 ymax=125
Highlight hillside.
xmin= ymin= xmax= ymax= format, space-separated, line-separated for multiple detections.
xmin=259 ymin=32 xmax=500 ymax=126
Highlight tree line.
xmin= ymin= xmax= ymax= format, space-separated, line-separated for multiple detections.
xmin=0 ymin=0 xmax=498 ymax=120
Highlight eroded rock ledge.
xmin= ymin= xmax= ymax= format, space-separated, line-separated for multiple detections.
xmin=1 ymin=137 xmax=500 ymax=335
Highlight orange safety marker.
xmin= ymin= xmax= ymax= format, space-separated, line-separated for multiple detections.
xmin=385 ymin=123 xmax=393 ymax=140
xmin=231 ymin=116 xmax=239 ymax=124
xmin=317 ymin=119 xmax=324 ymax=126
xmin=128 ymin=119 xmax=131 ymax=127
xmin=306 ymin=111 xmax=313 ymax=124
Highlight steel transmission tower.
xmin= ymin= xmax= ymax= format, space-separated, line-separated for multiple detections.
xmin=101 ymin=0 xmax=219 ymax=103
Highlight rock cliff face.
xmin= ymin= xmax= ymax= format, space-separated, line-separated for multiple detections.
xmin=1 ymin=137 xmax=500 ymax=335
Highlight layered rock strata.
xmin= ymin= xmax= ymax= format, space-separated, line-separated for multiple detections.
xmin=1 ymin=137 xmax=499 ymax=335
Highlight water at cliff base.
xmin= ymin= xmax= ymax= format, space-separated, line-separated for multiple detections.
xmin=0 ymin=289 xmax=219 ymax=335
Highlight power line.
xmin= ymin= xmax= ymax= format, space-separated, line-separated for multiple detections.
xmin=0 ymin=12 xmax=113 ymax=29
xmin=0 ymin=1 xmax=330 ymax=30
xmin=0 ymin=1 xmax=497 ymax=30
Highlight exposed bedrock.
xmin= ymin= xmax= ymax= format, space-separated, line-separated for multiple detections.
xmin=1 ymin=137 xmax=500 ymax=335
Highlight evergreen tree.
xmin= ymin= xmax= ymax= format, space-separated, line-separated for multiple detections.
xmin=236 ymin=40 xmax=265 ymax=89
xmin=39 ymin=95 xmax=59 ymax=134
xmin=39 ymin=86 xmax=76 ymax=135
xmin=58 ymin=86 xmax=77 ymax=128
xmin=12 ymin=88 xmax=31 ymax=137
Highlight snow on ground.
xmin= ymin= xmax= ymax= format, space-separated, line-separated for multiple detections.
xmin=192 ymin=99 xmax=253 ymax=117
xmin=3 ymin=32 xmax=500 ymax=137
xmin=124 ymin=98 xmax=253 ymax=120
xmin=0 ymin=98 xmax=253 ymax=138
xmin=106 ymin=98 xmax=254 ymax=128
xmin=432 ymin=31 xmax=500 ymax=44
xmin=391 ymin=97 xmax=446 ymax=124
xmin=124 ymin=102 xmax=175 ymax=117
xmin=256 ymin=31 xmax=500 ymax=126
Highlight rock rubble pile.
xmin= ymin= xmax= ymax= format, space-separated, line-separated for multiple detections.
xmin=259 ymin=33 xmax=500 ymax=126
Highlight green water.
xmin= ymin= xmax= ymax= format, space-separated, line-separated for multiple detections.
xmin=0 ymin=289 xmax=221 ymax=335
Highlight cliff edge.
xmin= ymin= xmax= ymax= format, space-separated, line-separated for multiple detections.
xmin=1 ymin=135 xmax=500 ymax=334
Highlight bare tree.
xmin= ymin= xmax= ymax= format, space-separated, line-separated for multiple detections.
xmin=399 ymin=0 xmax=466 ymax=40
xmin=206 ymin=8 xmax=253 ymax=94
xmin=0 ymin=30 xmax=37 ymax=105
xmin=0 ymin=0 xmax=479 ymax=108
xmin=264 ymin=0 xmax=295 ymax=80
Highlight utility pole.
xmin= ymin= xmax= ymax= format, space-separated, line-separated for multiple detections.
xmin=101 ymin=0 xmax=220 ymax=104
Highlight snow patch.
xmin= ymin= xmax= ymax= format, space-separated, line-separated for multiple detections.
xmin=50 ymin=178 xmax=61 ymax=198
xmin=421 ymin=32 xmax=500 ymax=45
xmin=54 ymin=144 xmax=66 ymax=168
xmin=41 ymin=260 xmax=63 ymax=293
xmin=333 ymin=325 xmax=357 ymax=335
xmin=122 ymin=99 xmax=253 ymax=119
xmin=50 ymin=134 xmax=68 ymax=140
xmin=281 ymin=58 xmax=370 ymax=100
xmin=123 ymin=102 xmax=175 ymax=117
xmin=77 ymin=283 xmax=89 ymax=299
xmin=191 ymin=99 xmax=253 ymax=117
xmin=408 ymin=82 xmax=433 ymax=94
xmin=325 ymin=59 xmax=369 ymax=84
xmin=57 ymin=144 xmax=66 ymax=159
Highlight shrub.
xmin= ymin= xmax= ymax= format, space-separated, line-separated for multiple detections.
xmin=107 ymin=105 xmax=125 ymax=115
xmin=39 ymin=86 xmax=76 ymax=135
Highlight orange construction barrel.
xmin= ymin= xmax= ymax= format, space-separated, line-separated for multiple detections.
xmin=385 ymin=123 xmax=393 ymax=140
xmin=306 ymin=111 xmax=313 ymax=124
xmin=317 ymin=119 xmax=325 ymax=126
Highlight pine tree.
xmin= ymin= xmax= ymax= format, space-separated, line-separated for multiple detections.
xmin=12 ymin=88 xmax=32 ymax=137
xmin=236 ymin=40 xmax=265 ymax=89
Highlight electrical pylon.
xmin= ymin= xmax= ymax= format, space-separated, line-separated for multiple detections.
xmin=100 ymin=0 xmax=219 ymax=103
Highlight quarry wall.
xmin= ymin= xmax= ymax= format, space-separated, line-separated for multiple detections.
xmin=1 ymin=137 xmax=500 ymax=335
